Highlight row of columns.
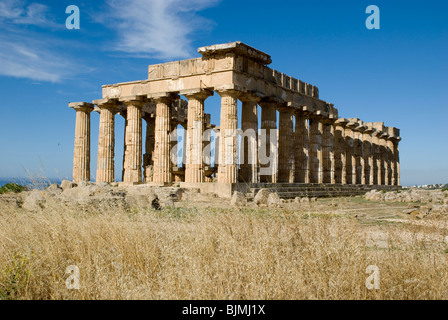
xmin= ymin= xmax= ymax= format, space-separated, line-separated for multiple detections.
xmin=71 ymin=90 xmax=400 ymax=186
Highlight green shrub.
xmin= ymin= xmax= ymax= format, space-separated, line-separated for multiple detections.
xmin=0 ymin=183 xmax=25 ymax=195
xmin=443 ymin=188 xmax=448 ymax=192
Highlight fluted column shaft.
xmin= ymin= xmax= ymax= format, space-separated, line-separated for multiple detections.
xmin=278 ymin=108 xmax=294 ymax=183
xmin=309 ymin=116 xmax=323 ymax=184
xmin=379 ymin=138 xmax=387 ymax=185
xmin=372 ymin=133 xmax=382 ymax=185
xmin=353 ymin=130 xmax=364 ymax=185
xmin=153 ymin=97 xmax=174 ymax=183
xmin=344 ymin=127 xmax=356 ymax=185
xmin=363 ymin=131 xmax=374 ymax=185
xmin=334 ymin=121 xmax=347 ymax=185
xmin=71 ymin=103 xmax=93 ymax=183
xmin=322 ymin=120 xmax=335 ymax=184
xmin=96 ymin=104 xmax=116 ymax=183
xmin=393 ymin=141 xmax=400 ymax=186
xmin=184 ymin=91 xmax=212 ymax=183
xmin=143 ymin=116 xmax=155 ymax=182
xmin=217 ymin=90 xmax=239 ymax=183
xmin=123 ymin=101 xmax=143 ymax=183
xmin=294 ymin=112 xmax=309 ymax=183
xmin=385 ymin=139 xmax=393 ymax=186
xmin=259 ymin=102 xmax=277 ymax=183
xmin=239 ymin=96 xmax=259 ymax=183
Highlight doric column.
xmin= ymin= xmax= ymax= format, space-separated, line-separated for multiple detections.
xmin=259 ymin=101 xmax=277 ymax=183
xmin=203 ymin=115 xmax=214 ymax=182
xmin=150 ymin=93 xmax=178 ymax=184
xmin=308 ymin=114 xmax=323 ymax=184
xmin=182 ymin=89 xmax=213 ymax=183
xmin=322 ymin=118 xmax=336 ymax=184
xmin=334 ymin=119 xmax=348 ymax=184
xmin=143 ymin=114 xmax=155 ymax=182
xmin=364 ymin=124 xmax=375 ymax=185
xmin=119 ymin=110 xmax=127 ymax=182
xmin=386 ymin=138 xmax=395 ymax=186
xmin=372 ymin=131 xmax=382 ymax=185
xmin=239 ymin=94 xmax=260 ymax=183
xmin=381 ymin=130 xmax=391 ymax=186
xmin=393 ymin=138 xmax=401 ymax=186
xmin=94 ymin=99 xmax=117 ymax=184
xmin=121 ymin=97 xmax=145 ymax=183
xmin=379 ymin=133 xmax=388 ymax=186
xmin=345 ymin=122 xmax=357 ymax=185
xmin=294 ymin=111 xmax=310 ymax=183
xmin=182 ymin=124 xmax=187 ymax=169
xmin=213 ymin=127 xmax=220 ymax=174
xmin=216 ymin=90 xmax=240 ymax=183
xmin=70 ymin=102 xmax=94 ymax=183
xmin=354 ymin=124 xmax=366 ymax=185
xmin=278 ymin=106 xmax=295 ymax=183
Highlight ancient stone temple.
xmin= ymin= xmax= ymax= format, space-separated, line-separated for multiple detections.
xmin=69 ymin=41 xmax=401 ymax=198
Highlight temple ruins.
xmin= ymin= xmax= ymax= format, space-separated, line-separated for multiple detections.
xmin=69 ymin=41 xmax=401 ymax=198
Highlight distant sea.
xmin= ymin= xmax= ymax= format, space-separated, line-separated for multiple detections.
xmin=0 ymin=178 xmax=63 ymax=189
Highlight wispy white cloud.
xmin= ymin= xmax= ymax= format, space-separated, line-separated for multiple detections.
xmin=0 ymin=0 xmax=86 ymax=82
xmin=104 ymin=0 xmax=220 ymax=59
xmin=0 ymin=0 xmax=56 ymax=27
xmin=0 ymin=36 xmax=83 ymax=82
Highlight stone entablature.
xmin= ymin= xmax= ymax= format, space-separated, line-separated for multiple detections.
xmin=69 ymin=41 xmax=401 ymax=189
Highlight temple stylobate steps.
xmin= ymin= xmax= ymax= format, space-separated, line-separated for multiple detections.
xmin=244 ymin=183 xmax=401 ymax=200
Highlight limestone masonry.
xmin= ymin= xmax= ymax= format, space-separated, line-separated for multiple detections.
xmin=69 ymin=42 xmax=401 ymax=196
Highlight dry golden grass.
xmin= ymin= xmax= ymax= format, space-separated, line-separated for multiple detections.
xmin=1 ymin=199 xmax=448 ymax=300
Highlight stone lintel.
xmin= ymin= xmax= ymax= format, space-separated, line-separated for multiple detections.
xmin=198 ymin=41 xmax=272 ymax=65
xmin=354 ymin=125 xmax=366 ymax=132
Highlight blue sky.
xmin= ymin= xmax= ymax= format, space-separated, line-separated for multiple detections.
xmin=0 ymin=0 xmax=446 ymax=186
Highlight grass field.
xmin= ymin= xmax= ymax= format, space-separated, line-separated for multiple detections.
xmin=1 ymin=196 xmax=448 ymax=300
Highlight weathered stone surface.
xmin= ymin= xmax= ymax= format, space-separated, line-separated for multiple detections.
xmin=366 ymin=189 xmax=447 ymax=204
xmin=23 ymin=190 xmax=46 ymax=211
xmin=70 ymin=42 xmax=401 ymax=189
xmin=267 ymin=192 xmax=281 ymax=207
xmin=61 ymin=180 xmax=75 ymax=191
xmin=46 ymin=183 xmax=62 ymax=197
xmin=254 ymin=189 xmax=271 ymax=206
xmin=230 ymin=191 xmax=247 ymax=207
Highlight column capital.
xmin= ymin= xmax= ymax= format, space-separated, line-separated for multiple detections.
xmin=119 ymin=95 xmax=147 ymax=107
xmin=93 ymin=98 xmax=119 ymax=113
xmin=180 ymin=88 xmax=214 ymax=100
xmin=148 ymin=92 xmax=179 ymax=104
xmin=353 ymin=124 xmax=367 ymax=133
xmin=308 ymin=110 xmax=325 ymax=120
xmin=215 ymin=88 xmax=242 ymax=99
xmin=322 ymin=117 xmax=337 ymax=125
xmin=334 ymin=118 xmax=349 ymax=127
xmin=239 ymin=91 xmax=263 ymax=103
xmin=69 ymin=102 xmax=94 ymax=113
